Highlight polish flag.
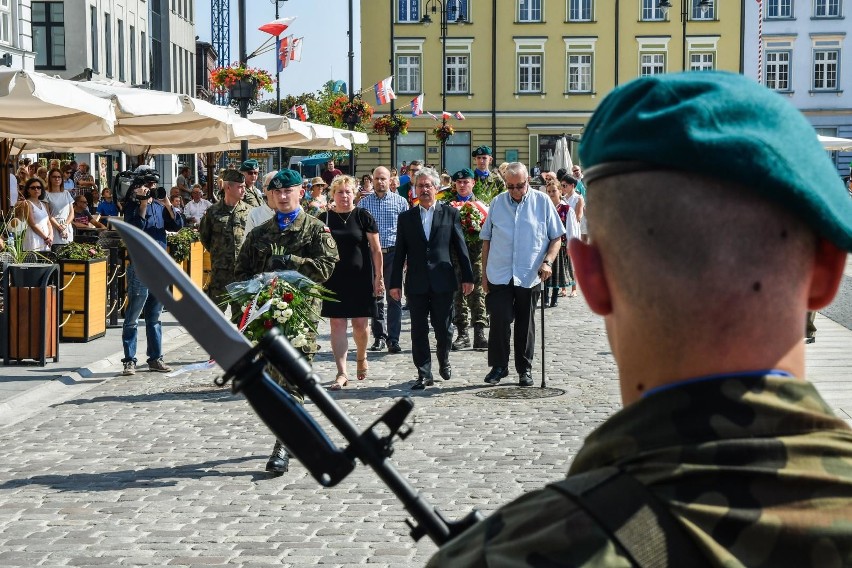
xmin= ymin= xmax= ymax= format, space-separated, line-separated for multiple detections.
xmin=259 ymin=17 xmax=296 ymax=37
xmin=455 ymin=111 xmax=465 ymax=120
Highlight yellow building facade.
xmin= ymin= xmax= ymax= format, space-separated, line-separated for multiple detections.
xmin=359 ymin=0 xmax=743 ymax=176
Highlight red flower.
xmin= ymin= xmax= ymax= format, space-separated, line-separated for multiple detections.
xmin=263 ymin=319 xmax=275 ymax=329
xmin=283 ymin=292 xmax=294 ymax=303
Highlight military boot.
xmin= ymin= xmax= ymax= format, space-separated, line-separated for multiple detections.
xmin=451 ymin=329 xmax=470 ymax=351
xmin=473 ymin=325 xmax=488 ymax=350
xmin=265 ymin=440 xmax=290 ymax=476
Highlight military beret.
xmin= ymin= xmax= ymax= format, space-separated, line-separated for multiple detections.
xmin=239 ymin=159 xmax=260 ymax=172
xmin=452 ymin=168 xmax=475 ymax=181
xmin=221 ymin=170 xmax=245 ymax=183
xmin=579 ymin=71 xmax=852 ymax=252
xmin=270 ymin=168 xmax=303 ymax=189
xmin=472 ymin=146 xmax=492 ymax=157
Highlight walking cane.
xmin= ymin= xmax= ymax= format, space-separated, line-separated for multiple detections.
xmin=540 ymin=280 xmax=546 ymax=388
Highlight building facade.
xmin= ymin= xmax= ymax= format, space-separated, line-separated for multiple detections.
xmin=0 ymin=0 xmax=36 ymax=71
xmin=743 ymin=0 xmax=851 ymax=177
xmin=360 ymin=0 xmax=743 ymax=175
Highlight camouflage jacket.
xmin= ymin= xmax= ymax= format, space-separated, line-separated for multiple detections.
xmin=242 ymin=186 xmax=264 ymax=208
xmin=428 ymin=375 xmax=852 ymax=567
xmin=198 ymin=200 xmax=251 ymax=275
xmin=234 ymin=211 xmax=339 ymax=284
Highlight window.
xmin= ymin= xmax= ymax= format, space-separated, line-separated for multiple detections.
xmin=814 ymin=0 xmax=840 ymax=17
xmin=691 ymin=0 xmax=714 ymax=19
xmin=172 ymin=43 xmax=178 ymax=92
xmin=33 ymin=2 xmax=66 ymax=69
xmin=567 ymin=54 xmax=592 ymax=91
xmin=687 ymin=37 xmax=717 ymax=72
xmin=141 ymin=31 xmax=147 ymax=83
xmin=640 ymin=53 xmax=665 ymax=75
xmin=518 ymin=0 xmax=542 ymax=22
xmin=104 ymin=12 xmax=112 ymax=78
xmin=518 ymin=54 xmax=543 ymax=92
xmin=396 ymin=55 xmax=421 ymax=93
xmin=446 ymin=55 xmax=469 ymax=94
xmin=397 ymin=131 xmax=426 ymax=168
xmin=117 ymin=19 xmax=125 ymax=81
xmin=445 ymin=131 xmax=471 ymax=174
xmin=0 ymin=0 xmax=11 ymax=44
xmin=766 ymin=0 xmax=793 ymax=18
xmin=569 ymin=0 xmax=592 ymax=21
xmin=641 ymin=0 xmax=664 ymax=20
xmin=130 ymin=25 xmax=136 ymax=84
xmin=690 ymin=52 xmax=714 ymax=71
xmin=398 ymin=0 xmax=420 ymax=22
xmin=765 ymin=51 xmax=791 ymax=90
xmin=813 ymin=49 xmax=839 ymax=90
xmin=90 ymin=6 xmax=99 ymax=73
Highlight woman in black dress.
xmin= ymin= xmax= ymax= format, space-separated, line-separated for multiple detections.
xmin=320 ymin=176 xmax=384 ymax=389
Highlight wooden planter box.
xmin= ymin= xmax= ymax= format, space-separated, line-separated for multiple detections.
xmin=202 ymin=249 xmax=211 ymax=291
xmin=59 ymin=258 xmax=107 ymax=342
xmin=4 ymin=263 xmax=60 ymax=365
xmin=186 ymin=241 xmax=204 ymax=289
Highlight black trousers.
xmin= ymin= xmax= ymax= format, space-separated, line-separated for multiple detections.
xmin=407 ymin=291 xmax=453 ymax=379
xmin=485 ymin=281 xmax=538 ymax=374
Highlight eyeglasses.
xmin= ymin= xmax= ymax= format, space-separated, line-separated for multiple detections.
xmin=28 ymin=185 xmax=43 ymax=190
xmin=415 ymin=183 xmax=434 ymax=189
xmin=505 ymin=182 xmax=527 ymax=191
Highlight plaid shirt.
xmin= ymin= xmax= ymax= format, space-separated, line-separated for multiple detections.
xmin=357 ymin=191 xmax=409 ymax=249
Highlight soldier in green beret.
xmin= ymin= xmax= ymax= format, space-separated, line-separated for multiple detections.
xmin=429 ymin=71 xmax=852 ymax=566
xmin=471 ymin=145 xmax=505 ymax=194
xmin=449 ymin=168 xmax=489 ymax=351
xmin=238 ymin=159 xmax=264 ymax=208
xmin=199 ymin=169 xmax=251 ymax=323
xmin=235 ymin=167 xmax=339 ymax=476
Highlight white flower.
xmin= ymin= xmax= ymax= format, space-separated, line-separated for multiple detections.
xmin=282 ymin=308 xmax=293 ymax=321
xmin=291 ymin=334 xmax=307 ymax=348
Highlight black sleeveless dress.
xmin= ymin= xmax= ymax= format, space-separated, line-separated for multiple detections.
xmin=319 ymin=208 xmax=379 ymax=318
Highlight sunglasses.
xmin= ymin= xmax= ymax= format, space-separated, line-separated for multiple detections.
xmin=29 ymin=185 xmax=44 ymax=190
xmin=505 ymin=183 xmax=527 ymax=191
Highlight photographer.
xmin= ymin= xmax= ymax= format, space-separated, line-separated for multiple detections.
xmin=120 ymin=174 xmax=184 ymax=376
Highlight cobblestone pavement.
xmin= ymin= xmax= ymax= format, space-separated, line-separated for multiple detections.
xmin=0 ymin=295 xmax=619 ymax=567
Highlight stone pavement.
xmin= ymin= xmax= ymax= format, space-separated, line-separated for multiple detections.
xmin=0 ymin=259 xmax=850 ymax=567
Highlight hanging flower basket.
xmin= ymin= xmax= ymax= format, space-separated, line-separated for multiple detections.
xmin=328 ymin=95 xmax=374 ymax=127
xmin=373 ymin=114 xmax=409 ymax=137
xmin=434 ymin=123 xmax=455 ymax=142
xmin=210 ymin=64 xmax=274 ymax=102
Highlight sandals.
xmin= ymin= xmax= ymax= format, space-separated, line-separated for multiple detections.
xmin=357 ymin=358 xmax=368 ymax=381
xmin=568 ymin=290 xmax=578 ymax=298
xmin=559 ymin=289 xmax=568 ymax=297
xmin=330 ymin=373 xmax=348 ymax=390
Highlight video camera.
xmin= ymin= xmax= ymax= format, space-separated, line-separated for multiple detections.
xmin=114 ymin=166 xmax=163 ymax=202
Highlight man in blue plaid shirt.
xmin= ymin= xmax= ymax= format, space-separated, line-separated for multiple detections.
xmin=358 ymin=166 xmax=410 ymax=353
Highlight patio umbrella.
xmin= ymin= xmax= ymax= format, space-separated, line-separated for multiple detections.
xmin=818 ymin=135 xmax=852 ymax=151
xmin=551 ymin=136 xmax=573 ymax=176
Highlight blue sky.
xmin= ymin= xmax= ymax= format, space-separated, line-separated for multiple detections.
xmin=195 ymin=0 xmax=363 ymax=99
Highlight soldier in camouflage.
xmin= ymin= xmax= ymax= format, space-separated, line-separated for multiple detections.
xmin=449 ymin=168 xmax=489 ymax=351
xmin=235 ymin=168 xmax=339 ymax=476
xmin=471 ymin=145 xmax=505 ymax=194
xmin=198 ymin=169 xmax=251 ymax=323
xmin=429 ymin=72 xmax=852 ymax=567
xmin=238 ymin=159 xmax=264 ymax=208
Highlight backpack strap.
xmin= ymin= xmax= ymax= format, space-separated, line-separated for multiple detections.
xmin=548 ymin=467 xmax=709 ymax=568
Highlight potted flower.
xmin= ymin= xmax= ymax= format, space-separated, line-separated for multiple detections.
xmin=328 ymin=95 xmax=374 ymax=128
xmin=434 ymin=123 xmax=455 ymax=142
xmin=210 ymin=64 xmax=275 ymax=102
xmin=167 ymin=227 xmax=203 ymax=288
xmin=54 ymin=242 xmax=108 ymax=342
xmin=372 ymin=113 xmax=409 ymax=137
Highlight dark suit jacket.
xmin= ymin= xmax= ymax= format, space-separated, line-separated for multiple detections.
xmin=390 ymin=202 xmax=474 ymax=295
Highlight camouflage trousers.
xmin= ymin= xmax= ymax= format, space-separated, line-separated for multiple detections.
xmin=452 ymin=241 xmax=487 ymax=330
xmin=266 ymin=329 xmax=318 ymax=406
xmin=206 ymin=271 xmax=242 ymax=325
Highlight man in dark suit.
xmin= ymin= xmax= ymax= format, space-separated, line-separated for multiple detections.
xmin=390 ymin=167 xmax=475 ymax=390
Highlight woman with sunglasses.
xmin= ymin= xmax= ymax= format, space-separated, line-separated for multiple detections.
xmin=44 ymin=167 xmax=74 ymax=249
xmin=20 ymin=177 xmax=53 ymax=251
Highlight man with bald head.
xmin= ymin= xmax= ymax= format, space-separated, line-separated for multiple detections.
xmin=357 ymin=166 xmax=410 ymax=353
xmin=430 ymin=71 xmax=852 ymax=566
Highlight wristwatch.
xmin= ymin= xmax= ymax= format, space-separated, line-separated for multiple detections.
xmin=542 ymin=259 xmax=552 ymax=267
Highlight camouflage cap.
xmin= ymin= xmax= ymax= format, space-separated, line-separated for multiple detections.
xmin=221 ymin=170 xmax=245 ymax=183
xmin=239 ymin=159 xmax=260 ymax=172
xmin=452 ymin=168 xmax=475 ymax=181
xmin=270 ymin=168 xmax=303 ymax=189
xmin=579 ymin=71 xmax=852 ymax=252
xmin=472 ymin=146 xmax=492 ymax=157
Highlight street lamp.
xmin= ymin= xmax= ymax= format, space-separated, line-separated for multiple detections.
xmin=659 ymin=0 xmax=713 ymax=71
xmin=422 ymin=0 xmax=465 ymax=171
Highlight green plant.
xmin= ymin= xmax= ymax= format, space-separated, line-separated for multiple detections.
xmin=54 ymin=242 xmax=107 ymax=261
xmin=167 ymin=227 xmax=200 ymax=263
xmin=373 ymin=113 xmax=409 ymax=137
xmin=209 ymin=64 xmax=274 ymax=99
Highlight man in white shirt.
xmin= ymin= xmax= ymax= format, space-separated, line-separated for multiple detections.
xmin=183 ymin=186 xmax=212 ymax=227
xmin=245 ymin=171 xmax=278 ymax=234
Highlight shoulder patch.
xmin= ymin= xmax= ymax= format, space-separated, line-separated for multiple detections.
xmin=324 ymin=233 xmax=336 ymax=249
xmin=323 ymin=226 xmax=331 ymax=233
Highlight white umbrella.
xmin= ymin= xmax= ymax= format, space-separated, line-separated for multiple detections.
xmin=0 ymin=70 xmax=116 ymax=139
xmin=551 ymin=136 xmax=573 ymax=175
xmin=818 ymin=135 xmax=852 ymax=151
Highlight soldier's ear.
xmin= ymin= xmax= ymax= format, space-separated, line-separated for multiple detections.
xmin=568 ymin=238 xmax=611 ymax=316
xmin=807 ymin=237 xmax=846 ymax=311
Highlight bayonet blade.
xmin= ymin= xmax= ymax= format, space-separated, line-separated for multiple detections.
xmin=112 ymin=220 xmax=251 ymax=371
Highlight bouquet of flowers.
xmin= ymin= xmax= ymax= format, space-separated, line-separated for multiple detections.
xmin=210 ymin=65 xmax=274 ymax=99
xmin=224 ymin=271 xmax=335 ymax=345
xmin=328 ymin=95 xmax=374 ymax=127
xmin=434 ymin=123 xmax=455 ymax=142
xmin=372 ymin=113 xmax=409 ymax=136
xmin=167 ymin=227 xmax=200 ymax=263
xmin=456 ymin=202 xmax=488 ymax=244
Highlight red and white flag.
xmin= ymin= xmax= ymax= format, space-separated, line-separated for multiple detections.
xmin=426 ymin=111 xmax=440 ymax=121
xmin=292 ymin=104 xmax=308 ymax=121
xmin=374 ymin=76 xmax=396 ymax=106
xmin=289 ymin=37 xmax=303 ymax=62
xmin=259 ymin=17 xmax=296 ymax=37
xmin=410 ymin=94 xmax=424 ymax=116
xmin=455 ymin=111 xmax=465 ymax=120
xmin=441 ymin=111 xmax=452 ymax=120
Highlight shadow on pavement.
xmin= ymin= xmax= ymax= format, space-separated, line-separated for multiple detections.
xmin=51 ymin=387 xmax=239 ymax=407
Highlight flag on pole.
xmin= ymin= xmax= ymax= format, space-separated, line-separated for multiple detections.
xmin=441 ymin=111 xmax=452 ymax=120
xmin=290 ymin=37 xmax=303 ymax=62
xmin=455 ymin=111 xmax=465 ymax=120
xmin=426 ymin=111 xmax=440 ymax=121
xmin=374 ymin=76 xmax=397 ymax=106
xmin=410 ymin=94 xmax=424 ymax=116
xmin=292 ymin=104 xmax=309 ymax=121
xmin=278 ymin=35 xmax=293 ymax=71
xmin=259 ymin=17 xmax=296 ymax=37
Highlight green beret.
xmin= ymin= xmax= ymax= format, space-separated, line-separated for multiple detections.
xmin=239 ymin=159 xmax=260 ymax=172
xmin=472 ymin=146 xmax=492 ymax=157
xmin=221 ymin=170 xmax=245 ymax=183
xmin=452 ymin=168 xmax=475 ymax=181
xmin=270 ymin=169 xmax=302 ymax=189
xmin=579 ymin=71 xmax=852 ymax=252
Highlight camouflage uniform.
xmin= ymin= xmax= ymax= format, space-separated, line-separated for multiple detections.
xmin=451 ymin=197 xmax=487 ymax=338
xmin=428 ymin=374 xmax=852 ymax=567
xmin=198 ymin=199 xmax=251 ymax=322
xmin=241 ymin=186 xmax=263 ymax=208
